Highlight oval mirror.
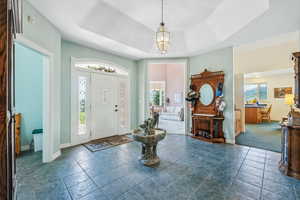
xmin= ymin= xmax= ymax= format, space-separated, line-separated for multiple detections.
xmin=199 ymin=84 xmax=214 ymax=106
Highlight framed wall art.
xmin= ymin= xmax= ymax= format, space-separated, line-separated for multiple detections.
xmin=274 ymin=87 xmax=292 ymax=98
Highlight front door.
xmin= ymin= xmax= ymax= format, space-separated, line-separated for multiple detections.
xmin=91 ymin=73 xmax=117 ymax=139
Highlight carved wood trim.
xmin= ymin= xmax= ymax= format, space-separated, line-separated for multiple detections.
xmin=191 ymin=69 xmax=225 ymax=115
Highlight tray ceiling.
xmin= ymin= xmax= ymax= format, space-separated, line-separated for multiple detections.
xmin=28 ymin=0 xmax=300 ymax=59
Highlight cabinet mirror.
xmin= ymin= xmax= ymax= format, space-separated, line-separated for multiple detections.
xmin=199 ymin=83 xmax=214 ymax=106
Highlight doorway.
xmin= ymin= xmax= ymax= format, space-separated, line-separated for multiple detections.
xmin=147 ymin=62 xmax=187 ymax=134
xmin=235 ymin=69 xmax=294 ymax=152
xmin=14 ymin=42 xmax=44 ymax=155
xmin=233 ymin=35 xmax=300 ymax=152
xmin=14 ymin=35 xmax=54 ymax=163
xmin=71 ymin=59 xmax=130 ymax=145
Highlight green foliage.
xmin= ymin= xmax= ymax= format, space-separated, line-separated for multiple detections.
xmin=152 ymin=90 xmax=160 ymax=106
xmin=80 ymin=112 xmax=86 ymax=124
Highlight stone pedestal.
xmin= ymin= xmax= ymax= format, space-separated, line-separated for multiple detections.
xmin=140 ymin=143 xmax=160 ymax=166
xmin=132 ymin=128 xmax=166 ymax=167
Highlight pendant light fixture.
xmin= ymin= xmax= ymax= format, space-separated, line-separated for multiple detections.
xmin=156 ymin=0 xmax=170 ymax=54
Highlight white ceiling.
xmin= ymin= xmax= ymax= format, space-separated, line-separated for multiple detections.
xmin=100 ymin=0 xmax=223 ymax=32
xmin=245 ymin=68 xmax=293 ymax=78
xmin=235 ymin=33 xmax=299 ymax=74
xmin=28 ymin=0 xmax=300 ymax=59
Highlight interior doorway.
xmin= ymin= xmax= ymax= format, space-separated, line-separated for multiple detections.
xmin=233 ymin=34 xmax=300 ymax=152
xmin=235 ymin=69 xmax=294 ymax=152
xmin=71 ymin=59 xmax=130 ymax=145
xmin=14 ymin=42 xmax=44 ymax=155
xmin=147 ymin=62 xmax=187 ymax=134
xmin=14 ymin=36 xmax=54 ymax=163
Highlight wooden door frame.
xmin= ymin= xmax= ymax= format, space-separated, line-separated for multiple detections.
xmin=14 ymin=35 xmax=56 ymax=163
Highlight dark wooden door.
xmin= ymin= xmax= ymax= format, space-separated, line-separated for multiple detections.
xmin=0 ymin=0 xmax=11 ymax=199
xmin=1 ymin=0 xmax=22 ymax=199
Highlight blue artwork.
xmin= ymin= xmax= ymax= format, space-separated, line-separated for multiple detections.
xmin=216 ymin=82 xmax=223 ymax=97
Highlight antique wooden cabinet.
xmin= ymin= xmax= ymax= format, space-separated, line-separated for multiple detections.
xmin=190 ymin=70 xmax=225 ymax=143
xmin=279 ymin=123 xmax=300 ymax=179
xmin=293 ymin=52 xmax=300 ymax=108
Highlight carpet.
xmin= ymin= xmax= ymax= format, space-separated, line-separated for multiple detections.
xmin=235 ymin=122 xmax=281 ymax=152
xmin=84 ymin=135 xmax=133 ymax=152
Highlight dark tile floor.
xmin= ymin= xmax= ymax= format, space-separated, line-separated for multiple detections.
xmin=17 ymin=135 xmax=300 ymax=200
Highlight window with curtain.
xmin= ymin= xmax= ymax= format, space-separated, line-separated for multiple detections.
xmin=245 ymin=83 xmax=267 ymax=102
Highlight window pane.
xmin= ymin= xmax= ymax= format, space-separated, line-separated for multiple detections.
xmin=78 ymin=76 xmax=87 ymax=135
xmin=119 ymin=80 xmax=129 ymax=129
xmin=245 ymin=84 xmax=258 ymax=101
xmin=151 ymin=90 xmax=161 ymax=106
xmin=259 ymin=84 xmax=267 ymax=100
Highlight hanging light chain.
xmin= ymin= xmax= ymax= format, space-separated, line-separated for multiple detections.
xmin=161 ymin=0 xmax=164 ymax=24
xmin=156 ymin=0 xmax=170 ymax=54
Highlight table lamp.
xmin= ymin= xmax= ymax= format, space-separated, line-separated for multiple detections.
xmin=285 ymin=94 xmax=294 ymax=112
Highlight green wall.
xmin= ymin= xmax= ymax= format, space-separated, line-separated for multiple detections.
xmin=137 ymin=60 xmax=148 ymax=123
xmin=189 ymin=47 xmax=235 ymax=143
xmin=61 ymin=40 xmax=139 ymax=145
xmin=15 ymin=43 xmax=44 ymax=147
xmin=23 ymin=1 xmax=61 ymax=155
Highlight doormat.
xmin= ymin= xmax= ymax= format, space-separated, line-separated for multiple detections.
xmin=83 ymin=135 xmax=133 ymax=152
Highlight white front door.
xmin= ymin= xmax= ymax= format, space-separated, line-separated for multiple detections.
xmin=91 ymin=73 xmax=117 ymax=139
xmin=71 ymin=71 xmax=91 ymax=145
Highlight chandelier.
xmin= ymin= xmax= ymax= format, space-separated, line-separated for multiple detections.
xmin=156 ymin=0 xmax=170 ymax=54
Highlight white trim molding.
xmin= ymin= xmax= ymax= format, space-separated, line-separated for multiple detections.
xmin=15 ymin=34 xmax=56 ymax=163
xmin=225 ymin=138 xmax=235 ymax=144
xmin=145 ymin=58 xmax=189 ymax=135
xmin=52 ymin=150 xmax=61 ymax=161
xmin=70 ymin=57 xmax=131 ymax=146
xmin=60 ymin=143 xmax=72 ymax=149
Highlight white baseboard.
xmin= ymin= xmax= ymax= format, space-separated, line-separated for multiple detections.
xmin=21 ymin=145 xmax=30 ymax=152
xmin=226 ymin=138 xmax=235 ymax=144
xmin=60 ymin=143 xmax=72 ymax=149
xmin=52 ymin=150 xmax=61 ymax=161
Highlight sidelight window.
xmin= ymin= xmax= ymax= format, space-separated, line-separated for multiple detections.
xmin=78 ymin=76 xmax=87 ymax=135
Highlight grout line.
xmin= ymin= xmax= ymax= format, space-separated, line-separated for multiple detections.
xmin=61 ymin=177 xmax=74 ymax=200
xmin=231 ymin=147 xmax=250 ymax=187
xmin=74 ymin=147 xmax=138 ymax=199
xmin=75 ymin=160 xmax=107 ymax=199
xmin=259 ymin=151 xmax=267 ymax=200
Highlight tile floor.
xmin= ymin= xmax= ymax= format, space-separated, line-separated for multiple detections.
xmin=17 ymin=134 xmax=300 ymax=200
